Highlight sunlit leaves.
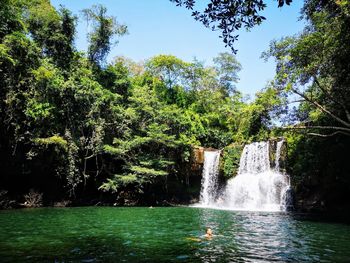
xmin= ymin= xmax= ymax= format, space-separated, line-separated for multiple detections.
xmin=82 ymin=4 xmax=127 ymax=67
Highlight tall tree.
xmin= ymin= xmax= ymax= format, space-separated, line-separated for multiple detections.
xmin=213 ymin=52 xmax=241 ymax=95
xmin=263 ymin=0 xmax=350 ymax=137
xmin=145 ymin=55 xmax=191 ymax=89
xmin=27 ymin=1 xmax=77 ymax=69
xmin=82 ymin=4 xmax=128 ymax=67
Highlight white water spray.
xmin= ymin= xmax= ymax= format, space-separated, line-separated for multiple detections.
xmin=196 ymin=140 xmax=292 ymax=212
xmin=275 ymin=140 xmax=283 ymax=172
xmin=221 ymin=141 xmax=291 ymax=211
xmin=199 ymin=151 xmax=221 ymax=206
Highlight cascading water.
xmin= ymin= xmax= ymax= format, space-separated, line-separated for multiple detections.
xmin=276 ymin=140 xmax=293 ymax=210
xmin=195 ymin=141 xmax=292 ymax=211
xmin=199 ymin=151 xmax=221 ymax=206
xmin=275 ymin=140 xmax=283 ymax=172
xmin=219 ymin=141 xmax=291 ymax=211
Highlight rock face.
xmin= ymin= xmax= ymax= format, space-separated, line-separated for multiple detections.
xmin=170 ymin=146 xmax=208 ymax=204
xmin=191 ymin=147 xmax=219 ymax=171
xmin=191 ymin=146 xmax=204 ymax=171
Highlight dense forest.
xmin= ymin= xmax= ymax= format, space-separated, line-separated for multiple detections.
xmin=0 ymin=0 xmax=349 ymax=214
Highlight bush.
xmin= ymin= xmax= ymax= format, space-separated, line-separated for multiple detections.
xmin=0 ymin=190 xmax=16 ymax=209
xmin=221 ymin=143 xmax=243 ymax=178
xmin=24 ymin=189 xmax=43 ymax=207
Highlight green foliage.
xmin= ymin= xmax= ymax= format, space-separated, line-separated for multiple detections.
xmin=171 ymin=0 xmax=275 ymax=52
xmin=221 ymin=144 xmax=243 ymax=178
xmin=263 ymin=1 xmax=350 ymax=136
xmin=0 ymin=0 xmax=294 ymax=202
xmin=213 ymin=52 xmax=242 ymax=95
xmin=33 ymin=135 xmax=68 ymax=150
xmin=146 ymin=54 xmax=191 ymax=89
xmin=25 ymin=100 xmax=54 ymax=121
xmin=0 ymin=44 xmax=15 ymax=66
xmin=64 ymin=130 xmax=80 ymax=196
xmin=27 ymin=1 xmax=77 ymax=69
xmin=0 ymin=0 xmax=26 ymax=40
xmin=258 ymin=0 xmax=350 ymax=210
xmin=101 ymin=82 xmax=183 ymax=192
xmin=82 ymin=4 xmax=127 ymax=67
xmin=0 ymin=0 xmax=347 ymax=211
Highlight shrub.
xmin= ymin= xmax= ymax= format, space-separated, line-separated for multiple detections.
xmin=24 ymin=189 xmax=43 ymax=207
xmin=221 ymin=143 xmax=243 ymax=178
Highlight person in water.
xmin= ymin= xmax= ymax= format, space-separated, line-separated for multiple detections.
xmin=185 ymin=228 xmax=213 ymax=242
xmin=205 ymin=228 xmax=213 ymax=239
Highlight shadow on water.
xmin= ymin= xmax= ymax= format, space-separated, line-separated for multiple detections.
xmin=0 ymin=207 xmax=204 ymax=262
xmin=1 ymin=207 xmax=350 ymax=262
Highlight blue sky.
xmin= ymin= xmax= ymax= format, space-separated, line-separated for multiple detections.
xmin=51 ymin=0 xmax=305 ymax=97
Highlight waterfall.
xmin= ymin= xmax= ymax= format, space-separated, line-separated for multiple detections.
xmin=275 ymin=140 xmax=283 ymax=172
xmin=199 ymin=151 xmax=220 ymax=206
xmin=275 ymin=140 xmax=293 ymax=209
xmin=194 ymin=140 xmax=292 ymax=211
xmin=238 ymin=142 xmax=270 ymax=174
xmin=219 ymin=141 xmax=291 ymax=212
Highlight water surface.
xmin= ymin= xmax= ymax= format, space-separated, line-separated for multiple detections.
xmin=0 ymin=207 xmax=349 ymax=262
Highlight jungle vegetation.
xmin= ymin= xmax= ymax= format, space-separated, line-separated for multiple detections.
xmin=0 ymin=0 xmax=349 ymax=212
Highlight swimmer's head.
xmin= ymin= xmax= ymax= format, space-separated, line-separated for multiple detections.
xmin=206 ymin=228 xmax=213 ymax=235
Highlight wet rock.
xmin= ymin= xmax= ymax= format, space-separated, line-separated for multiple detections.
xmin=191 ymin=146 xmax=204 ymax=171
xmin=191 ymin=146 xmax=221 ymax=172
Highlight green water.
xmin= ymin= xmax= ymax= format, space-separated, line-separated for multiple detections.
xmin=0 ymin=207 xmax=350 ymax=262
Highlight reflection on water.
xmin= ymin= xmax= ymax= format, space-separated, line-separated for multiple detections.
xmin=197 ymin=208 xmax=349 ymax=262
xmin=0 ymin=207 xmax=349 ymax=262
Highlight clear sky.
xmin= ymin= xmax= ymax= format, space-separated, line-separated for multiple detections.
xmin=51 ymin=0 xmax=305 ymax=97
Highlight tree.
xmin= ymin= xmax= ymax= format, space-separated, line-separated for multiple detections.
xmin=1 ymin=0 xmax=271 ymax=204
xmin=26 ymin=1 xmax=77 ymax=69
xmin=145 ymin=54 xmax=191 ymax=89
xmin=82 ymin=4 xmax=128 ymax=67
xmin=0 ymin=0 xmax=26 ymax=40
xmin=263 ymin=0 xmax=350 ymax=137
xmin=171 ymin=0 xmax=292 ymax=53
xmin=100 ymin=83 xmax=185 ymax=194
xmin=213 ymin=52 xmax=242 ymax=95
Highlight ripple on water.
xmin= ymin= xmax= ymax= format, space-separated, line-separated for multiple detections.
xmin=176 ymin=255 xmax=190 ymax=260
xmin=0 ymin=207 xmax=350 ymax=263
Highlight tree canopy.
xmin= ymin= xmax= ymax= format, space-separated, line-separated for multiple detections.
xmin=263 ymin=0 xmax=350 ymax=137
xmin=1 ymin=0 xmax=277 ymax=203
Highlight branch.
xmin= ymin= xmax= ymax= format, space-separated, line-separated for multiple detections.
xmin=281 ymin=125 xmax=350 ymax=137
xmin=84 ymin=154 xmax=96 ymax=160
xmin=291 ymin=87 xmax=350 ymax=128
xmin=288 ymin=99 xmax=306 ymax=104
xmin=282 ymin=125 xmax=350 ymax=133
xmin=314 ymin=77 xmax=350 ymax=122
xmin=307 ymin=131 xmax=350 ymax=137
